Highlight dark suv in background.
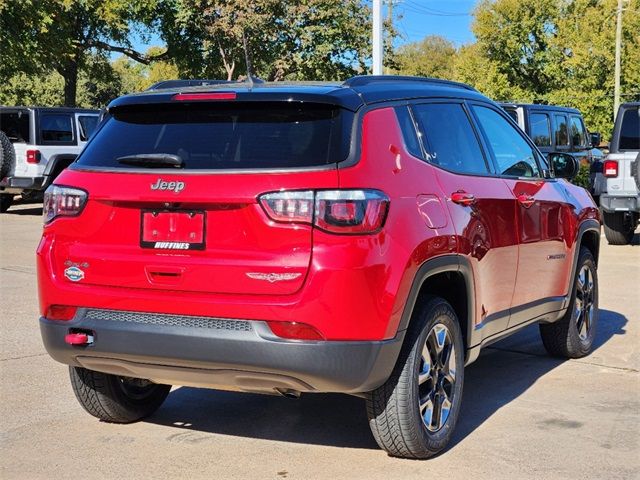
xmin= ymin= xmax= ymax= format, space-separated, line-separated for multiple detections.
xmin=501 ymin=103 xmax=602 ymax=162
xmin=38 ymin=76 xmax=600 ymax=459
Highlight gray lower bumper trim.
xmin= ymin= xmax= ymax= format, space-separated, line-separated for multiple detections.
xmin=40 ymin=309 xmax=405 ymax=395
xmin=600 ymin=194 xmax=640 ymax=212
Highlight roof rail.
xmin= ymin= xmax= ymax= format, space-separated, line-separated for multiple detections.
xmin=342 ymin=75 xmax=476 ymax=91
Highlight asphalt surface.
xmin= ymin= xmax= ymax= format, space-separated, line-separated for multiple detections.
xmin=1 ymin=199 xmax=639 ymax=480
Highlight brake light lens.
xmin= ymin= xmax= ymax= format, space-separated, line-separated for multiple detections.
xmin=43 ymin=185 xmax=88 ymax=224
xmin=26 ymin=149 xmax=41 ymax=164
xmin=259 ymin=189 xmax=389 ymax=235
xmin=172 ymin=92 xmax=237 ymax=101
xmin=45 ymin=305 xmax=78 ymax=321
xmin=259 ymin=191 xmax=314 ymax=223
xmin=603 ymin=160 xmax=618 ymax=177
xmin=267 ymin=321 xmax=325 ymax=341
xmin=315 ymin=190 xmax=389 ymax=234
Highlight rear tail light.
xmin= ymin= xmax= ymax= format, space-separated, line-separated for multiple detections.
xmin=603 ymin=160 xmax=618 ymax=177
xmin=259 ymin=189 xmax=389 ymax=234
xmin=26 ymin=149 xmax=41 ymax=164
xmin=43 ymin=185 xmax=88 ymax=224
xmin=45 ymin=305 xmax=78 ymax=321
xmin=267 ymin=321 xmax=325 ymax=341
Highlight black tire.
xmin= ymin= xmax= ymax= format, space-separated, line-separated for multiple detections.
xmin=632 ymin=152 xmax=640 ymax=190
xmin=540 ymin=247 xmax=598 ymax=358
xmin=366 ymin=296 xmax=464 ymax=459
xmin=602 ymin=211 xmax=634 ymax=245
xmin=0 ymin=131 xmax=15 ymax=179
xmin=69 ymin=367 xmax=171 ymax=423
xmin=0 ymin=194 xmax=12 ymax=213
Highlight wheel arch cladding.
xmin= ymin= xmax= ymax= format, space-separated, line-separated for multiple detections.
xmin=398 ymin=255 xmax=474 ymax=352
xmin=579 ymin=224 xmax=600 ymax=266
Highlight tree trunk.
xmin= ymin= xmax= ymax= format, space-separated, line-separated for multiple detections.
xmin=61 ymin=61 xmax=79 ymax=107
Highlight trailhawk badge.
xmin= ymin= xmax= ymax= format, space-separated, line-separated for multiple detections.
xmin=246 ymin=272 xmax=302 ymax=283
xmin=64 ymin=266 xmax=85 ymax=282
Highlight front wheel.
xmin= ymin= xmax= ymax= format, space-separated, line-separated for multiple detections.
xmin=540 ymin=247 xmax=598 ymax=358
xmin=367 ymin=296 xmax=464 ymax=458
xmin=69 ymin=367 xmax=171 ymax=423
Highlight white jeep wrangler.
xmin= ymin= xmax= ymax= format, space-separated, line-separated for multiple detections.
xmin=0 ymin=106 xmax=99 ymax=213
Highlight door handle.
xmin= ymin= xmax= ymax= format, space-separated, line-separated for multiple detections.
xmin=451 ymin=191 xmax=476 ymax=206
xmin=517 ymin=194 xmax=535 ymax=208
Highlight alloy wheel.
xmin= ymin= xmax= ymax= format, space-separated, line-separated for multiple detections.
xmin=574 ymin=264 xmax=595 ymax=341
xmin=418 ymin=323 xmax=457 ymax=432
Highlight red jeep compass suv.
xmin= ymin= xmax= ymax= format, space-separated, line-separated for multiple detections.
xmin=38 ymin=76 xmax=601 ymax=458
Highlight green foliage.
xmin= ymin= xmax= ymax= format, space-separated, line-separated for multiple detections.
xmin=394 ymin=35 xmax=455 ymax=79
xmin=572 ymin=163 xmax=591 ymax=190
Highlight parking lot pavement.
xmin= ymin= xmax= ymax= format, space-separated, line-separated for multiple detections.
xmin=1 ymin=201 xmax=638 ymax=480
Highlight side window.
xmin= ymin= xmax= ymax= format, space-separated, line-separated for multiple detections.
xmin=41 ymin=114 xmax=73 ymax=143
xmin=554 ymin=115 xmax=569 ymax=146
xmin=472 ymin=105 xmax=541 ymax=178
xmin=529 ymin=113 xmax=551 ymax=147
xmin=504 ymin=108 xmax=518 ymax=124
xmin=394 ymin=106 xmax=422 ymax=159
xmin=570 ymin=116 xmax=587 ymax=147
xmin=78 ymin=115 xmax=98 ymax=141
xmin=411 ymin=103 xmax=488 ymax=175
xmin=619 ymin=107 xmax=639 ymax=150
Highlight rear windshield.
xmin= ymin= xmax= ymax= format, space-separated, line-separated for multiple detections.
xmin=75 ymin=102 xmax=353 ymax=170
xmin=618 ymin=107 xmax=639 ymax=150
xmin=0 ymin=111 xmax=30 ymax=143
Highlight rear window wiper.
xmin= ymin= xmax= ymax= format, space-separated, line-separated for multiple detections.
xmin=116 ymin=154 xmax=184 ymax=168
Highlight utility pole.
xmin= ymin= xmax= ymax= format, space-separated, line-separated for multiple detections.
xmin=372 ymin=0 xmax=383 ymax=75
xmin=613 ymin=0 xmax=625 ymax=121
xmin=384 ymin=0 xmax=393 ymax=74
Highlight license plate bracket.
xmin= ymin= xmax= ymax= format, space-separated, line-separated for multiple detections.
xmin=140 ymin=210 xmax=205 ymax=250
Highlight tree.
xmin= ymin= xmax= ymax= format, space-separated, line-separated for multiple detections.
xmin=159 ymin=0 xmax=371 ymax=81
xmin=0 ymin=0 xmax=166 ymax=107
xmin=394 ymin=35 xmax=455 ymax=79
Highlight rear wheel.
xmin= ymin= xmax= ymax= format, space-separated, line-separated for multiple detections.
xmin=69 ymin=367 xmax=171 ymax=423
xmin=367 ymin=296 xmax=464 ymax=458
xmin=540 ymin=247 xmax=598 ymax=358
xmin=0 ymin=194 xmax=12 ymax=213
xmin=602 ymin=211 xmax=635 ymax=245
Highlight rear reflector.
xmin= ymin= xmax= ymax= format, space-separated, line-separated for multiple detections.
xmin=26 ymin=149 xmax=41 ymax=164
xmin=172 ymin=92 xmax=237 ymax=101
xmin=267 ymin=321 xmax=325 ymax=341
xmin=603 ymin=160 xmax=618 ymax=177
xmin=46 ymin=305 xmax=78 ymax=321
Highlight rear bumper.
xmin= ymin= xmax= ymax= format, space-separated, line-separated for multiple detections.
xmin=600 ymin=194 xmax=640 ymax=213
xmin=40 ymin=309 xmax=404 ymax=395
xmin=0 ymin=176 xmax=44 ymax=193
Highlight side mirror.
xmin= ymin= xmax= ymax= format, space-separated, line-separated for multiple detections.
xmin=549 ymin=152 xmax=579 ymax=180
xmin=590 ymin=132 xmax=601 ymax=147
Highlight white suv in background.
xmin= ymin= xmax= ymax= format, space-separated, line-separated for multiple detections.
xmin=0 ymin=106 xmax=99 ymax=212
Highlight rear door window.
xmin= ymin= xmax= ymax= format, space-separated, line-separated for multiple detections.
xmin=78 ymin=115 xmax=99 ymax=141
xmin=570 ymin=116 xmax=588 ymax=148
xmin=472 ymin=105 xmax=541 ymax=178
xmin=554 ymin=115 xmax=569 ymax=146
xmin=75 ymin=102 xmax=352 ymax=170
xmin=40 ymin=114 xmax=74 ymax=144
xmin=529 ymin=113 xmax=551 ymax=147
xmin=619 ymin=107 xmax=639 ymax=150
xmin=411 ymin=103 xmax=489 ymax=175
xmin=0 ymin=111 xmax=30 ymax=143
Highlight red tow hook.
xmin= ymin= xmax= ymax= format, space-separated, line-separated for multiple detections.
xmin=64 ymin=332 xmax=94 ymax=346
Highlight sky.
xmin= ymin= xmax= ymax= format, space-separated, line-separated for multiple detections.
xmin=130 ymin=0 xmax=479 ymax=54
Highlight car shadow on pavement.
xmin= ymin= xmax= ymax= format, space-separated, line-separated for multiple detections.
xmin=146 ymin=309 xmax=627 ymax=451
